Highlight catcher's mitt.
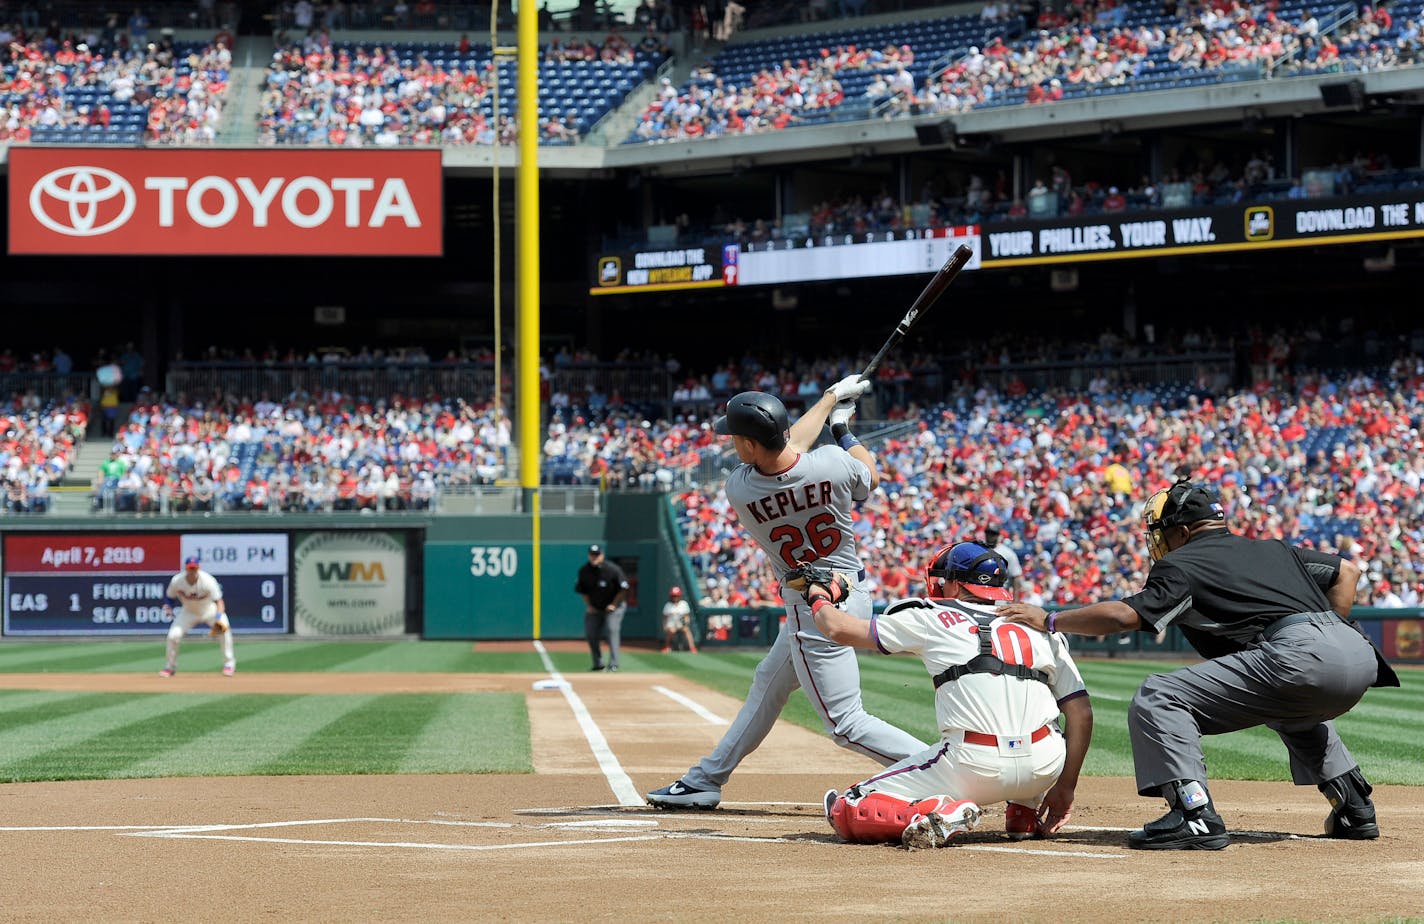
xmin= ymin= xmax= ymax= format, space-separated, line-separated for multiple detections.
xmin=783 ymin=564 xmax=850 ymax=607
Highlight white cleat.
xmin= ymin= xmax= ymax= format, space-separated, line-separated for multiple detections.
xmin=901 ymin=800 xmax=981 ymax=850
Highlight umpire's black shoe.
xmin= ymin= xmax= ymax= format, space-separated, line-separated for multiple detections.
xmin=1320 ymin=767 xmax=1380 ymax=839
xmin=1128 ymin=804 xmax=1230 ymax=850
xmin=1129 ymin=780 xmax=1230 ymax=851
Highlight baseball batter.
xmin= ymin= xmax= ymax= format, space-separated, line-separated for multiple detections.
xmin=647 ymin=383 xmax=927 ymax=809
xmin=1001 ymin=479 xmax=1399 ymax=849
xmin=812 ymin=542 xmax=1093 ymax=848
xmin=160 ymin=556 xmax=235 ymax=677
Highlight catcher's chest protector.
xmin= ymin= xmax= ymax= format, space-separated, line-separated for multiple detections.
xmin=931 ymin=604 xmax=1051 ymax=689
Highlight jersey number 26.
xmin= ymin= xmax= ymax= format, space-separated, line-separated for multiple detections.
xmin=769 ymin=512 xmax=843 ymax=568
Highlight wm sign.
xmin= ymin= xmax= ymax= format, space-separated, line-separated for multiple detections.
xmin=316 ymin=561 xmax=387 ymax=582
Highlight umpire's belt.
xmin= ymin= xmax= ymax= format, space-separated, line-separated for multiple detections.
xmin=1261 ymin=611 xmax=1338 ymax=641
xmin=959 ymin=725 xmax=1052 ymax=748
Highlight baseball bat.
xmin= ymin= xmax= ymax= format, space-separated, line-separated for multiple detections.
xmin=859 ymin=243 xmax=974 ymax=380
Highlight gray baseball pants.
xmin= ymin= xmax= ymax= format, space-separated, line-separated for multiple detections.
xmin=1129 ymin=611 xmax=1379 ymax=796
xmin=682 ymin=579 xmax=926 ymax=791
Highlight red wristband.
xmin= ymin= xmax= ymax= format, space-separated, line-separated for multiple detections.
xmin=810 ymin=597 xmax=832 ymax=615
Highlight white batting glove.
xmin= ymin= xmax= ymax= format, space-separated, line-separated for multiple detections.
xmin=826 ymin=374 xmax=870 ymax=402
xmin=829 ymin=400 xmax=856 ymax=428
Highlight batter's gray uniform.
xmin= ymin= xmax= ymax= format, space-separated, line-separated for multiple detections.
xmin=678 ymin=445 xmax=926 ymax=791
xmin=1122 ymin=531 xmax=1392 ymax=796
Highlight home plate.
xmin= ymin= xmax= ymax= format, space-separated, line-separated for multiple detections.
xmin=543 ymin=820 xmax=659 ymax=829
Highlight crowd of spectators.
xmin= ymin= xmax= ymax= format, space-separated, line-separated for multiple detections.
xmin=629 ymin=41 xmax=916 ymax=142
xmin=17 ymin=323 xmax=1424 ymax=620
xmin=875 ymin=1 xmax=1414 ymax=120
xmin=0 ymin=395 xmax=87 ymax=515
xmin=92 ymin=388 xmax=509 ymax=514
xmin=258 ymin=29 xmax=662 ymax=145
xmin=0 ymin=18 xmax=231 ymax=144
xmin=673 ymin=353 xmax=1424 ymax=613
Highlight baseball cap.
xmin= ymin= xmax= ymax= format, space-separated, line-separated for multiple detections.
xmin=588 ymin=544 xmax=602 ymax=556
xmin=1152 ymin=480 xmax=1226 ymax=529
xmin=936 ymin=541 xmax=1012 ymax=601
xmin=184 ymin=556 xmax=200 ymax=568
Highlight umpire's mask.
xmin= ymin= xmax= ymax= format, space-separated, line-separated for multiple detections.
xmin=1143 ymin=478 xmax=1225 ymax=562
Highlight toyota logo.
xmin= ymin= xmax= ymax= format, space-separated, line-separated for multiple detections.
xmin=29 ymin=166 xmax=136 ymax=236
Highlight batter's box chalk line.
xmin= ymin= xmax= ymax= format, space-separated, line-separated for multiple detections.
xmin=3 ymin=815 xmax=1151 ymax=857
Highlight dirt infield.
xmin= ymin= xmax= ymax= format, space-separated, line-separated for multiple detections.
xmin=2 ymin=671 xmax=1420 ymax=923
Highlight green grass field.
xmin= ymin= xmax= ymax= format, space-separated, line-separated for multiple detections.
xmin=0 ymin=640 xmax=1419 ymax=785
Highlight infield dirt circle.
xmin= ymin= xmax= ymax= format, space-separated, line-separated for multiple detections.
xmin=1 ymin=668 xmax=1419 ymax=923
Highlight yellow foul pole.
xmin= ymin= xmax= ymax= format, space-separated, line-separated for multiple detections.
xmin=516 ymin=0 xmax=542 ymax=638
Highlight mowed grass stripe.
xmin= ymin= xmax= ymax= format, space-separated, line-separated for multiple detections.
xmin=0 ymin=690 xmax=135 ymax=735
xmin=399 ymin=693 xmax=531 ymax=773
xmin=230 ymin=642 xmax=392 ymax=673
xmin=5 ymin=695 xmax=283 ymax=782
xmin=252 ymin=694 xmax=443 ymax=775
xmin=0 ymin=688 xmax=108 ymax=717
xmin=120 ymin=694 xmax=374 ymax=778
xmin=317 ymin=642 xmax=480 ymax=673
xmin=0 ymin=694 xmax=223 ymax=781
xmin=0 ymin=644 xmax=174 ymax=674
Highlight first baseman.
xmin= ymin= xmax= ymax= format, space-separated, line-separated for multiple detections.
xmin=160 ymin=556 xmax=235 ymax=677
xmin=1000 ymin=478 xmax=1398 ymax=849
xmin=646 ymin=382 xmax=926 ymax=809
xmin=812 ymin=542 xmax=1093 ymax=848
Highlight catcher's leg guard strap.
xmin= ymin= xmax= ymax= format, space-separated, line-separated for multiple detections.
xmin=829 ymin=792 xmax=959 ymax=844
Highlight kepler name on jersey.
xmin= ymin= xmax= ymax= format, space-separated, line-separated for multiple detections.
xmin=743 ymin=480 xmax=833 ymax=524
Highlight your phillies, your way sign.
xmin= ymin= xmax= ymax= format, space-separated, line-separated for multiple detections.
xmin=8 ymin=147 xmax=443 ymax=255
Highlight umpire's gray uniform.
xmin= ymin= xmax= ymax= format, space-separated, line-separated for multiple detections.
xmin=1123 ymin=529 xmax=1398 ymax=798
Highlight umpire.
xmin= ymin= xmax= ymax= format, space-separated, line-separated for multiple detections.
xmin=1000 ymin=478 xmax=1398 ymax=850
xmin=575 ymin=544 xmax=629 ymax=672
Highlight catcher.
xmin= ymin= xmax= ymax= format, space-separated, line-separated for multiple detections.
xmin=808 ymin=542 xmax=1093 ymax=849
xmin=160 ymin=556 xmax=236 ymax=677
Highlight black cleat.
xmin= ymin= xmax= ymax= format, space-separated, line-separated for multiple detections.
xmin=1320 ymin=768 xmax=1380 ymax=839
xmin=1128 ymin=805 xmax=1230 ymax=850
xmin=1129 ymin=780 xmax=1230 ymax=851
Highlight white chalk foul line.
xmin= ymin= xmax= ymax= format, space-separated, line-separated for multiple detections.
xmin=134 ymin=832 xmax=668 ymax=852
xmin=651 ymin=685 xmax=728 ymax=725
xmin=532 ymin=639 xmax=643 ymax=807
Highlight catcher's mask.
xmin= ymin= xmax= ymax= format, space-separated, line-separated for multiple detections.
xmin=1143 ymin=477 xmax=1225 ymax=562
xmin=926 ymin=541 xmax=1012 ymax=602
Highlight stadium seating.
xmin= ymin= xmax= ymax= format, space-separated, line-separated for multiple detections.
xmin=0 ymin=397 xmax=87 ymax=515
xmin=259 ymin=39 xmax=666 ymax=145
xmin=668 ymin=361 xmax=1424 ymax=610
xmin=5 ymin=39 xmax=229 ymax=145
xmin=626 ymin=0 xmax=1414 ymax=141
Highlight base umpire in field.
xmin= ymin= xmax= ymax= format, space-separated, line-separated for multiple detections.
xmin=999 ymin=477 xmax=1398 ymax=850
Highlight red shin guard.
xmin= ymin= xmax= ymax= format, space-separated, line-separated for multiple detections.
xmin=829 ymin=792 xmax=959 ymax=844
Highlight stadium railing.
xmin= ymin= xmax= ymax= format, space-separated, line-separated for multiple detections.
xmin=0 ymin=374 xmax=93 ymax=402
xmin=83 ymin=482 xmax=626 ymax=517
xmin=13 ymin=2 xmax=208 ymax=29
xmin=165 ymin=361 xmax=672 ymax=407
xmin=976 ymin=353 xmax=1236 ymax=393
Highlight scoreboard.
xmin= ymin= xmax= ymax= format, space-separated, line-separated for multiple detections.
xmin=3 ymin=532 xmax=290 ymax=636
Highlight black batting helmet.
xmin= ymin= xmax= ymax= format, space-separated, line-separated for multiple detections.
xmin=713 ymin=391 xmax=789 ymax=450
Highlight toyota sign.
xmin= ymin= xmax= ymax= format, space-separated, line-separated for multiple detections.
xmin=8 ymin=148 xmax=443 ymax=255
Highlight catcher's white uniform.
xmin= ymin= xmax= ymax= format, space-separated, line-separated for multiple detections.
xmin=163 ymin=568 xmax=235 ymax=674
xmin=847 ymin=596 xmax=1086 ymax=809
